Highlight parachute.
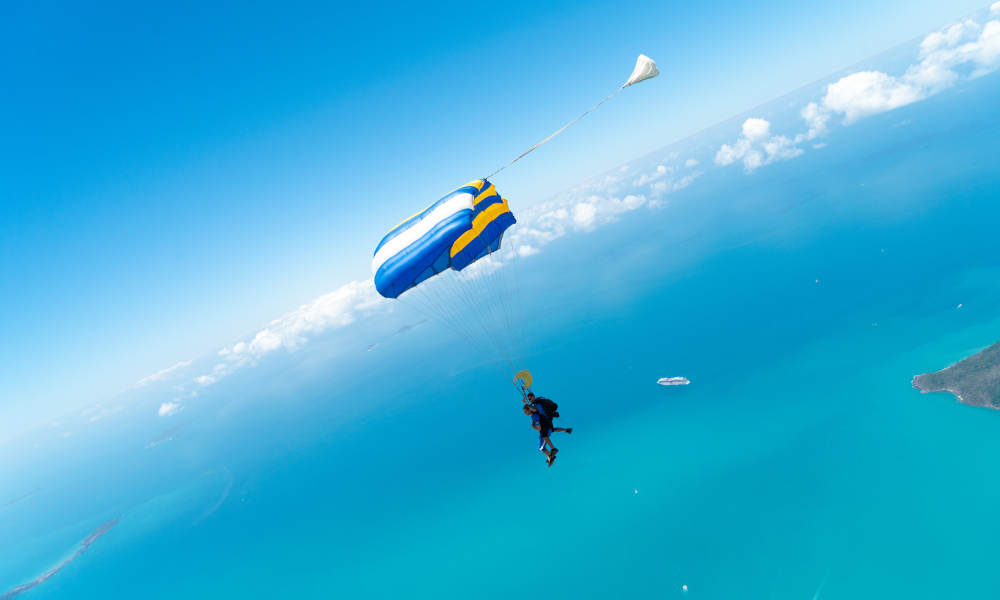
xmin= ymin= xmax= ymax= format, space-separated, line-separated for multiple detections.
xmin=372 ymin=55 xmax=659 ymax=378
xmin=514 ymin=369 xmax=533 ymax=391
xmin=373 ymin=180 xmax=515 ymax=298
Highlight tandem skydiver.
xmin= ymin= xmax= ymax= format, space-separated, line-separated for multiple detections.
xmin=522 ymin=392 xmax=573 ymax=467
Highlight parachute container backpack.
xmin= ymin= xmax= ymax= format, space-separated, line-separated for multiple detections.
xmin=371 ymin=54 xmax=658 ymax=381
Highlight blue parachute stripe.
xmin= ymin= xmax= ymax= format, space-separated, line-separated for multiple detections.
xmin=452 ymin=211 xmax=517 ymax=271
xmin=373 ymin=185 xmax=480 ymax=256
xmin=472 ymin=236 xmax=504 ymax=262
xmin=374 ymin=209 xmax=473 ymax=298
xmin=463 ymin=235 xmax=505 ymax=268
xmin=471 ymin=194 xmax=502 ymax=217
xmin=410 ymin=249 xmax=452 ymax=289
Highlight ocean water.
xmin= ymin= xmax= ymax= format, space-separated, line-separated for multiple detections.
xmin=3 ymin=63 xmax=1000 ymax=600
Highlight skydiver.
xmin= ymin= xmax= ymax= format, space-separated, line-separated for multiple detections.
xmin=522 ymin=392 xmax=572 ymax=467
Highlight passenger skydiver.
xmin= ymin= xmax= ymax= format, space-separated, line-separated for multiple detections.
xmin=522 ymin=392 xmax=572 ymax=467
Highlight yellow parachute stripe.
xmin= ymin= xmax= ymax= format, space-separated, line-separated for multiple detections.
xmin=450 ymin=199 xmax=510 ymax=257
xmin=473 ymin=182 xmax=496 ymax=204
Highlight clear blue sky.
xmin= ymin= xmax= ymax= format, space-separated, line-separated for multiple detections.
xmin=0 ymin=0 xmax=986 ymax=430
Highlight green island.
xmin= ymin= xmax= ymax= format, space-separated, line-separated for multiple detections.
xmin=913 ymin=341 xmax=1000 ymax=409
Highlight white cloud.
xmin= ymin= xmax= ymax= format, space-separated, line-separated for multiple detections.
xmin=714 ymin=139 xmax=747 ymax=167
xmin=964 ymin=20 xmax=1000 ymax=76
xmin=684 ymin=158 xmax=699 ymax=168
xmin=905 ymin=17 xmax=1000 ymax=90
xmin=632 ymin=164 xmax=671 ymax=187
xmin=516 ymin=245 xmax=539 ymax=258
xmin=571 ymin=194 xmax=649 ymax=229
xmin=136 ymin=360 xmax=192 ymax=387
xmin=572 ymin=202 xmax=597 ymax=229
xmin=503 ymin=178 xmax=659 ymax=256
xmin=919 ymin=19 xmax=981 ymax=55
xmin=799 ymin=102 xmax=830 ymax=139
xmin=821 ymin=71 xmax=925 ymax=123
xmin=621 ymin=194 xmax=646 ymax=210
xmin=763 ymin=135 xmax=802 ymax=161
xmin=715 ymin=118 xmax=803 ymax=172
xmin=158 ymin=402 xmax=182 ymax=417
xmin=741 ymin=118 xmax=771 ymax=141
xmin=194 ymin=375 xmax=217 ymax=386
xmin=993 ymin=1 xmax=1000 ymax=15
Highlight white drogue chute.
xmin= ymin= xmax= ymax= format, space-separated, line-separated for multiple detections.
xmin=486 ymin=54 xmax=660 ymax=179
xmin=625 ymin=54 xmax=659 ymax=87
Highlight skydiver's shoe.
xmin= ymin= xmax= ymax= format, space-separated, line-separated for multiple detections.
xmin=566 ymin=428 xmax=573 ymax=434
xmin=551 ymin=448 xmax=559 ymax=456
xmin=547 ymin=454 xmax=557 ymax=467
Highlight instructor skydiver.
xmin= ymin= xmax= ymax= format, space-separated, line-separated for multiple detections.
xmin=522 ymin=392 xmax=572 ymax=467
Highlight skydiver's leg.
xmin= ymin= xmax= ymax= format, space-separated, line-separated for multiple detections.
xmin=552 ymin=427 xmax=573 ymax=434
xmin=544 ymin=439 xmax=559 ymax=458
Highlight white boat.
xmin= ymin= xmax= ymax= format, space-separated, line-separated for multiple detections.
xmin=657 ymin=377 xmax=690 ymax=386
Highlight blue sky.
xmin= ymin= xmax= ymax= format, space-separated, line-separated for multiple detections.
xmin=0 ymin=0 xmax=992 ymax=431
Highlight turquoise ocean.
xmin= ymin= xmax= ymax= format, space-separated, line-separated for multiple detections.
xmin=2 ymin=43 xmax=1000 ymax=600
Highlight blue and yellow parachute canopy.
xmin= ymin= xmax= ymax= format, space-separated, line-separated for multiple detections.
xmin=372 ymin=180 xmax=516 ymax=298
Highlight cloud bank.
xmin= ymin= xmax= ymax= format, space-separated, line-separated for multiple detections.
xmin=190 ymin=279 xmax=383 ymax=386
xmin=822 ymin=16 xmax=999 ymax=123
xmin=714 ymin=10 xmax=1000 ymax=172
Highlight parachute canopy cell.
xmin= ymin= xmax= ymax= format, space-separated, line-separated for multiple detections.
xmin=372 ymin=180 xmax=516 ymax=298
xmin=624 ymin=54 xmax=659 ymax=87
